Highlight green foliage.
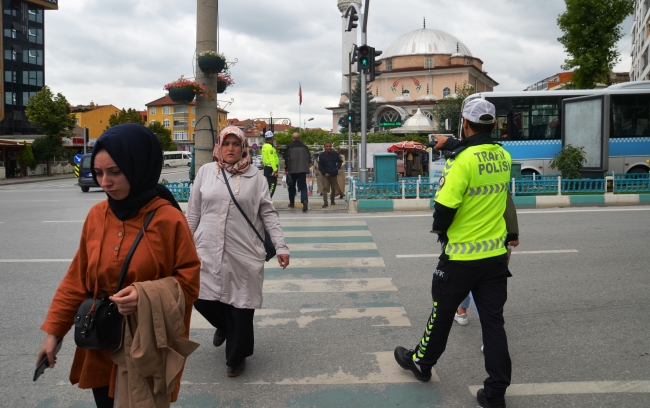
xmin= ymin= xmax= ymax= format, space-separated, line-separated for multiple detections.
xmin=273 ymin=132 xmax=292 ymax=146
xmin=550 ymin=144 xmax=586 ymax=179
xmin=339 ymin=79 xmax=376 ymax=133
xmin=21 ymin=141 xmax=36 ymax=169
xmin=32 ymin=135 xmax=63 ymax=162
xmin=25 ymin=86 xmax=76 ymax=138
xmin=433 ymin=81 xmax=474 ymax=135
xmin=107 ymin=108 xmax=143 ymax=129
xmin=147 ymin=121 xmax=175 ymax=151
xmin=557 ymin=0 xmax=635 ymax=89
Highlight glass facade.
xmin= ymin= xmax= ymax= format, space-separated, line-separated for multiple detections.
xmin=1 ymin=1 xmax=47 ymax=135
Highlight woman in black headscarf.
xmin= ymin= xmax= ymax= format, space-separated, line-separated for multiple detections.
xmin=36 ymin=124 xmax=201 ymax=407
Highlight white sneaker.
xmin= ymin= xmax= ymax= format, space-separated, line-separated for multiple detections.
xmin=454 ymin=312 xmax=469 ymax=326
xmin=481 ymin=345 xmax=484 ymax=353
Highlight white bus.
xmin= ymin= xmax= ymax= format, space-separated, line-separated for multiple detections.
xmin=163 ymin=151 xmax=192 ymax=167
xmin=458 ymin=82 xmax=650 ymax=176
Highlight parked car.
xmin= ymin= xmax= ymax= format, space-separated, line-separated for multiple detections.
xmin=252 ymin=156 xmax=263 ymax=169
xmin=78 ymin=153 xmax=100 ymax=192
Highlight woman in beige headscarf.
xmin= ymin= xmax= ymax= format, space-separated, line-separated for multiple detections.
xmin=186 ymin=126 xmax=290 ymax=378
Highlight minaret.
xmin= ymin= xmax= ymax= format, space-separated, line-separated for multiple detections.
xmin=338 ymin=0 xmax=362 ymax=103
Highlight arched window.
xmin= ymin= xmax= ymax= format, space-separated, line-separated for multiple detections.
xmin=443 ymin=87 xmax=450 ymax=98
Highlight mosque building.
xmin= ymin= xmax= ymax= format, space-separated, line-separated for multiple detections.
xmin=329 ymin=1 xmax=499 ymax=133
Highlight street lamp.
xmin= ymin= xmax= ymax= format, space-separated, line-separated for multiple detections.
xmin=304 ymin=117 xmax=314 ymax=130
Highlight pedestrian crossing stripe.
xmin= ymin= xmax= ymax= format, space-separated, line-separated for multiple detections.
xmin=266 ymin=257 xmax=385 ymax=269
xmin=263 ymin=278 xmax=396 ymax=292
xmin=191 ymin=306 xmax=410 ymax=329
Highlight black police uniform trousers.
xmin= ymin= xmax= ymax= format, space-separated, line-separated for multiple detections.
xmin=263 ymin=166 xmax=277 ymax=198
xmin=414 ymin=254 xmax=512 ymax=403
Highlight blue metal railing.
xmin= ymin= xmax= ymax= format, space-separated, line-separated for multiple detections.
xmin=165 ymin=180 xmax=193 ymax=202
xmin=521 ymin=174 xmax=561 ymax=181
xmin=614 ymin=173 xmax=650 ymax=179
xmin=562 ymin=179 xmax=605 ymax=193
xmin=513 ymin=179 xmax=558 ymax=195
xmin=614 ymin=178 xmax=650 ymax=193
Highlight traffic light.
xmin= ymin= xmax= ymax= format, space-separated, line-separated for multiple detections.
xmin=346 ymin=8 xmax=358 ymax=32
xmin=357 ymin=45 xmax=370 ymax=73
xmin=347 ymin=110 xmax=355 ymax=124
xmin=369 ymin=48 xmax=383 ymax=82
xmin=350 ymin=44 xmax=358 ymax=67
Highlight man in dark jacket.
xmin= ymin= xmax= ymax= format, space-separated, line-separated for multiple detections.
xmin=318 ymin=142 xmax=342 ymax=208
xmin=284 ymin=132 xmax=311 ymax=212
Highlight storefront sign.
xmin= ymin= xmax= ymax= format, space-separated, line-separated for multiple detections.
xmin=380 ymin=121 xmax=402 ymax=128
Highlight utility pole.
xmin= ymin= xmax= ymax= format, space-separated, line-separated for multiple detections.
xmin=348 ymin=51 xmax=353 ymax=179
xmin=359 ymin=0 xmax=370 ymax=183
xmin=194 ymin=0 xmax=219 ymax=173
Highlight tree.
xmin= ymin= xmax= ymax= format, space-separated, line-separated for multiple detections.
xmin=550 ymin=144 xmax=586 ymax=179
xmin=339 ymin=79 xmax=376 ymax=134
xmin=25 ymin=86 xmax=76 ymax=174
xmin=557 ymin=0 xmax=635 ymax=89
xmin=107 ymin=108 xmax=143 ymax=129
xmin=21 ymin=141 xmax=36 ymax=175
xmin=433 ymin=82 xmax=474 ymax=136
xmin=147 ymin=121 xmax=175 ymax=151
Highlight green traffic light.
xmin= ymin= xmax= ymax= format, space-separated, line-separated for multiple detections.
xmin=361 ymin=58 xmax=368 ymax=66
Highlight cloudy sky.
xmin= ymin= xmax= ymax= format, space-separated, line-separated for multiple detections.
xmin=45 ymin=0 xmax=633 ymax=131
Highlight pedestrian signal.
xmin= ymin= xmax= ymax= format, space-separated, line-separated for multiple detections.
xmin=357 ymin=45 xmax=370 ymax=73
xmin=347 ymin=110 xmax=355 ymax=124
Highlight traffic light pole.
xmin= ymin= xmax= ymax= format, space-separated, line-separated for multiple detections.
xmin=348 ymin=51 xmax=353 ymax=179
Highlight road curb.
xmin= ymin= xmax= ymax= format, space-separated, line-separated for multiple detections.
xmin=351 ymin=194 xmax=649 ymax=212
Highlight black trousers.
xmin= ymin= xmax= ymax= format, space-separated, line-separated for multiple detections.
xmin=263 ymin=166 xmax=277 ymax=198
xmin=194 ymin=299 xmax=255 ymax=367
xmin=288 ymin=172 xmax=308 ymax=205
xmin=414 ymin=254 xmax=512 ymax=403
xmin=92 ymin=386 xmax=114 ymax=408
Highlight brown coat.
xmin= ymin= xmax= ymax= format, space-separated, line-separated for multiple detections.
xmin=41 ymin=197 xmax=201 ymax=401
xmin=111 ymin=278 xmax=200 ymax=408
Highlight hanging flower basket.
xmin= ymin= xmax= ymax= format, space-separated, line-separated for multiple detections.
xmin=197 ymin=51 xmax=227 ymax=75
xmin=164 ymin=76 xmax=206 ymax=104
xmin=217 ymin=73 xmax=235 ymax=94
xmin=168 ymin=87 xmax=196 ymax=103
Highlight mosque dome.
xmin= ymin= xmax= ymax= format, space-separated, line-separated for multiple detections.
xmin=417 ymin=93 xmax=438 ymax=102
xmin=383 ymin=28 xmax=472 ymax=59
xmin=391 ymin=108 xmax=434 ymax=134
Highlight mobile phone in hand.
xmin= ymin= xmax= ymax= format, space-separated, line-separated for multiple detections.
xmin=33 ymin=339 xmax=62 ymax=381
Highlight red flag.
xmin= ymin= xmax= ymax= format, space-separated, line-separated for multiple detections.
xmin=299 ymin=83 xmax=302 ymax=105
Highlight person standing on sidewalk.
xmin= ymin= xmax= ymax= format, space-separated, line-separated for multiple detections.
xmin=337 ymin=153 xmax=346 ymax=199
xmin=394 ymin=99 xmax=514 ymax=408
xmin=318 ymin=142 xmax=342 ymax=208
xmin=284 ymin=132 xmax=311 ymax=212
xmin=261 ymin=131 xmax=279 ymax=198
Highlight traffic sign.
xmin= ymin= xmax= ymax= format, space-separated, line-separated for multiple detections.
xmin=252 ymin=143 xmax=258 ymax=150
xmin=74 ymin=154 xmax=83 ymax=165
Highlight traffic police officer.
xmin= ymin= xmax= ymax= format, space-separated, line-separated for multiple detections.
xmin=261 ymin=131 xmax=279 ymax=197
xmin=394 ymin=99 xmax=516 ymax=408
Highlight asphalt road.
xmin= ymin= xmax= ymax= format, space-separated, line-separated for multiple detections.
xmin=0 ymin=177 xmax=649 ymax=407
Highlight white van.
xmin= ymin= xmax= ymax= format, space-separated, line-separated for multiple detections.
xmin=163 ymin=151 xmax=192 ymax=167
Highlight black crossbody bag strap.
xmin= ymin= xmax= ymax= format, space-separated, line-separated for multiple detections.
xmin=222 ymin=171 xmax=265 ymax=244
xmin=114 ymin=210 xmax=156 ymax=293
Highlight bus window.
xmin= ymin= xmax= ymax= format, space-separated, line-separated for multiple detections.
xmin=611 ymin=94 xmax=650 ymax=138
xmin=491 ymin=116 xmax=509 ymax=139
xmin=510 ymin=96 xmax=560 ymax=140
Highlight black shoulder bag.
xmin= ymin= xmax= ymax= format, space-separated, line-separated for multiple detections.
xmin=222 ymin=171 xmax=277 ymax=262
xmin=73 ymin=210 xmax=156 ymax=350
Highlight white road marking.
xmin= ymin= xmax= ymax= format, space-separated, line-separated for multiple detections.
xmin=281 ymin=221 xmax=367 ymax=227
xmin=191 ymin=306 xmax=410 ymax=329
xmin=282 ymin=230 xmax=372 ymax=237
xmin=266 ymin=257 xmax=385 ymax=268
xmin=275 ymin=352 xmax=439 ymax=384
xmin=42 ymin=221 xmax=84 ymax=223
xmin=0 ymin=259 xmax=72 ymax=263
xmin=468 ymin=381 xmax=650 ymax=396
xmin=396 ymin=249 xmax=579 ymax=258
xmin=288 ymin=243 xmax=377 ymax=251
xmin=263 ymin=278 xmax=397 ymax=292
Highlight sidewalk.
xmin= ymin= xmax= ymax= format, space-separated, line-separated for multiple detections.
xmin=0 ymin=173 xmax=76 ymax=186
